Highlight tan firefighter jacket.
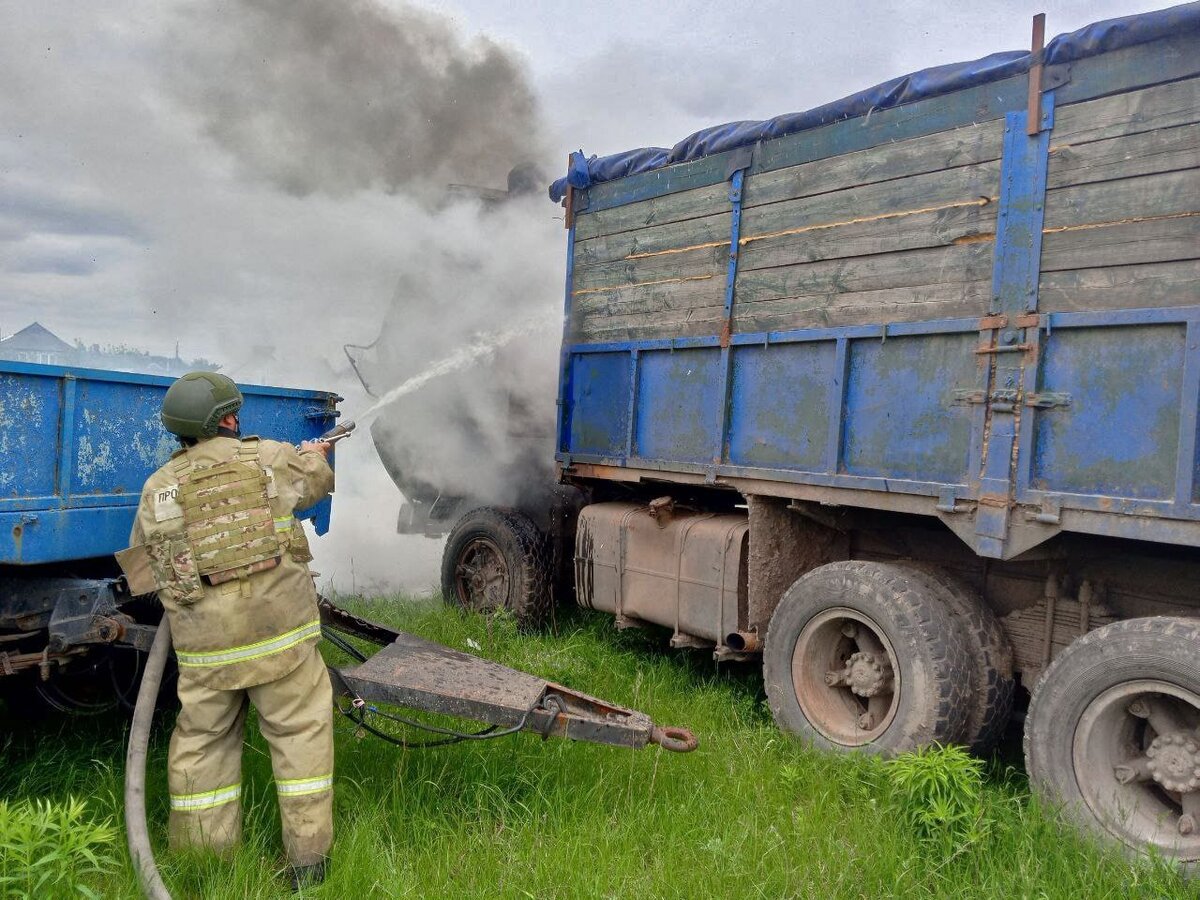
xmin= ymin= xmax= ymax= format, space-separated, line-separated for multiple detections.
xmin=124 ymin=435 xmax=334 ymax=691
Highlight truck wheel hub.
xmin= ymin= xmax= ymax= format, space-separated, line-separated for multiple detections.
xmin=844 ymin=651 xmax=892 ymax=698
xmin=1147 ymin=732 xmax=1200 ymax=793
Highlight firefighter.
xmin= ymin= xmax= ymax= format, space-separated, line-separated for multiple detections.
xmin=124 ymin=371 xmax=336 ymax=890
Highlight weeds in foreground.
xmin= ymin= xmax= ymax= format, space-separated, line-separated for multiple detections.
xmin=886 ymin=743 xmax=988 ymax=855
xmin=0 ymin=796 xmax=119 ymax=899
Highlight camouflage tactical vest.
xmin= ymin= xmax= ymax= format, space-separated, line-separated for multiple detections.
xmin=169 ymin=438 xmax=281 ymax=588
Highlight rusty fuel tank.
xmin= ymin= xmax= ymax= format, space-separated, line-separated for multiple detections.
xmin=575 ymin=499 xmax=750 ymax=656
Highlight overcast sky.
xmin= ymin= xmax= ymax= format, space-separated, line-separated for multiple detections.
xmin=0 ymin=0 xmax=1176 ymax=591
xmin=0 ymin=0 xmax=1170 ymax=369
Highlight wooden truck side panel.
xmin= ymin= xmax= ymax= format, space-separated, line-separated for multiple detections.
xmin=557 ymin=32 xmax=1200 ymax=564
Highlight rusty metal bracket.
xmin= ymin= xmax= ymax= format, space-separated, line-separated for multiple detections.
xmin=975 ymin=342 xmax=1033 ymax=355
xmin=936 ymin=487 xmax=968 ymax=514
xmin=1026 ymin=13 xmax=1046 ymax=137
xmin=989 ymin=388 xmax=1019 ymax=414
xmin=564 ymin=183 xmax=576 ymax=230
xmin=1026 ymin=391 xmax=1071 ymax=409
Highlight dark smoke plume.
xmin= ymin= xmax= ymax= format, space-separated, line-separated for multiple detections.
xmin=167 ymin=0 xmax=544 ymax=197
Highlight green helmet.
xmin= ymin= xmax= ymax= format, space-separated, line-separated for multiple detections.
xmin=161 ymin=371 xmax=243 ymax=439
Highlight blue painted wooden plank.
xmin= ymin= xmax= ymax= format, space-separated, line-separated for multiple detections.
xmin=565 ymin=352 xmax=633 ymax=458
xmin=727 ymin=342 xmax=836 ymax=472
xmin=560 ymin=450 xmax=968 ymax=499
xmin=55 ymin=376 xmax=78 ymax=500
xmin=635 ymin=348 xmax=723 ymax=464
xmin=0 ymin=507 xmax=137 ymax=566
xmin=713 ymin=164 xmax=751 ymax=470
xmin=825 ymin=338 xmax=849 ymax=475
xmin=624 ymin=349 xmax=640 ymax=460
xmin=1031 ymin=322 xmax=1187 ymax=501
xmin=555 ymin=222 xmax=578 ymax=458
xmin=991 ymin=96 xmax=1054 ymax=317
xmin=1013 ymin=323 xmax=1042 ymax=505
xmin=1016 ymin=490 xmax=1184 ymax=520
xmin=1174 ymin=321 xmax=1200 ymax=507
xmin=841 ymin=332 xmax=978 ymax=485
xmin=1042 ymin=306 xmax=1200 ymax=329
xmin=570 ymin=315 xmax=985 ymax=356
xmin=569 ymin=335 xmax=722 ymax=354
xmin=0 ymin=371 xmax=61 ymax=500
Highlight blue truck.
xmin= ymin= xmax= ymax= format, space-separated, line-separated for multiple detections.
xmin=0 ymin=360 xmax=339 ymax=713
xmin=433 ymin=5 xmax=1200 ymax=870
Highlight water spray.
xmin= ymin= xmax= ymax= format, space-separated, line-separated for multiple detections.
xmin=355 ymin=314 xmax=557 ymax=425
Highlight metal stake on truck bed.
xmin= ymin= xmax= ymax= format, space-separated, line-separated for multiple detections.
xmin=318 ymin=599 xmax=698 ymax=753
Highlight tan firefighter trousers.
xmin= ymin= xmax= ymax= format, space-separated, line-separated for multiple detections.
xmin=167 ymin=645 xmax=334 ymax=866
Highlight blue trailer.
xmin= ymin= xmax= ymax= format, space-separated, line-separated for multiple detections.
xmin=519 ymin=4 xmax=1199 ymax=870
xmin=0 ymin=360 xmax=339 ymax=711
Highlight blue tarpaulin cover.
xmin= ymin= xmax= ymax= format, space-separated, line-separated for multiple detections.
xmin=549 ymin=3 xmax=1200 ymax=202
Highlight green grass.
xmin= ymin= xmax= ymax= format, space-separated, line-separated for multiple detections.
xmin=0 ymin=596 xmax=1192 ymax=899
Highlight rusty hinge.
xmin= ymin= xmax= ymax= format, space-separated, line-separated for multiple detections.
xmin=719 ymin=320 xmax=732 ymax=349
xmin=975 ymin=342 xmax=1033 ymax=355
xmin=1026 ymin=496 xmax=1062 ymax=525
xmin=979 ymin=314 xmax=1008 ymax=330
xmin=1026 ymin=391 xmax=1071 ymax=409
xmin=935 ymin=487 xmax=968 ymax=514
xmin=989 ymin=388 xmax=1019 ymax=413
xmin=953 ymin=388 xmax=1033 ymax=412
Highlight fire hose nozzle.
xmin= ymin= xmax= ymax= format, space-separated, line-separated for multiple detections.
xmin=316 ymin=420 xmax=356 ymax=445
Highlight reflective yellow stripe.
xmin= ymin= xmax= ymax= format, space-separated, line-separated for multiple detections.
xmin=277 ymin=774 xmax=333 ymax=798
xmin=175 ymin=620 xmax=321 ymax=668
xmin=273 ymin=516 xmax=294 ymax=532
xmin=170 ymin=783 xmax=241 ymax=811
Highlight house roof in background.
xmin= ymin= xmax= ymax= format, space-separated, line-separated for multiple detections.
xmin=0 ymin=322 xmax=73 ymax=353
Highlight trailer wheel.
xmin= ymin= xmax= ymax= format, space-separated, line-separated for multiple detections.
xmin=764 ymin=560 xmax=972 ymax=754
xmin=894 ymin=563 xmax=1015 ymax=755
xmin=441 ymin=507 xmax=553 ymax=632
xmin=1025 ymin=617 xmax=1200 ymax=873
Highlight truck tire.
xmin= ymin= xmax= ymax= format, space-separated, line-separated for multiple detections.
xmin=441 ymin=507 xmax=553 ymax=632
xmin=894 ymin=563 xmax=1015 ymax=755
xmin=764 ymin=560 xmax=972 ymax=755
xmin=1025 ymin=617 xmax=1200 ymax=873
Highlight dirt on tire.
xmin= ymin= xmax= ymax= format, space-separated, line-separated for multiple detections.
xmin=893 ymin=562 xmax=1015 ymax=755
xmin=1024 ymin=616 xmax=1200 ymax=874
xmin=763 ymin=560 xmax=972 ymax=755
xmin=441 ymin=507 xmax=553 ymax=632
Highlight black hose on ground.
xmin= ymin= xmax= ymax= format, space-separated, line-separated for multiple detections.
xmin=124 ymin=618 xmax=173 ymax=900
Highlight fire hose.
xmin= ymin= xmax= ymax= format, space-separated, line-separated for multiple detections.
xmin=124 ymin=617 xmax=173 ymax=900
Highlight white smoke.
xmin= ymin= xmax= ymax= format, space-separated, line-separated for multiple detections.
xmin=149 ymin=1 xmax=566 ymax=595
xmin=358 ymin=312 xmax=560 ymax=425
